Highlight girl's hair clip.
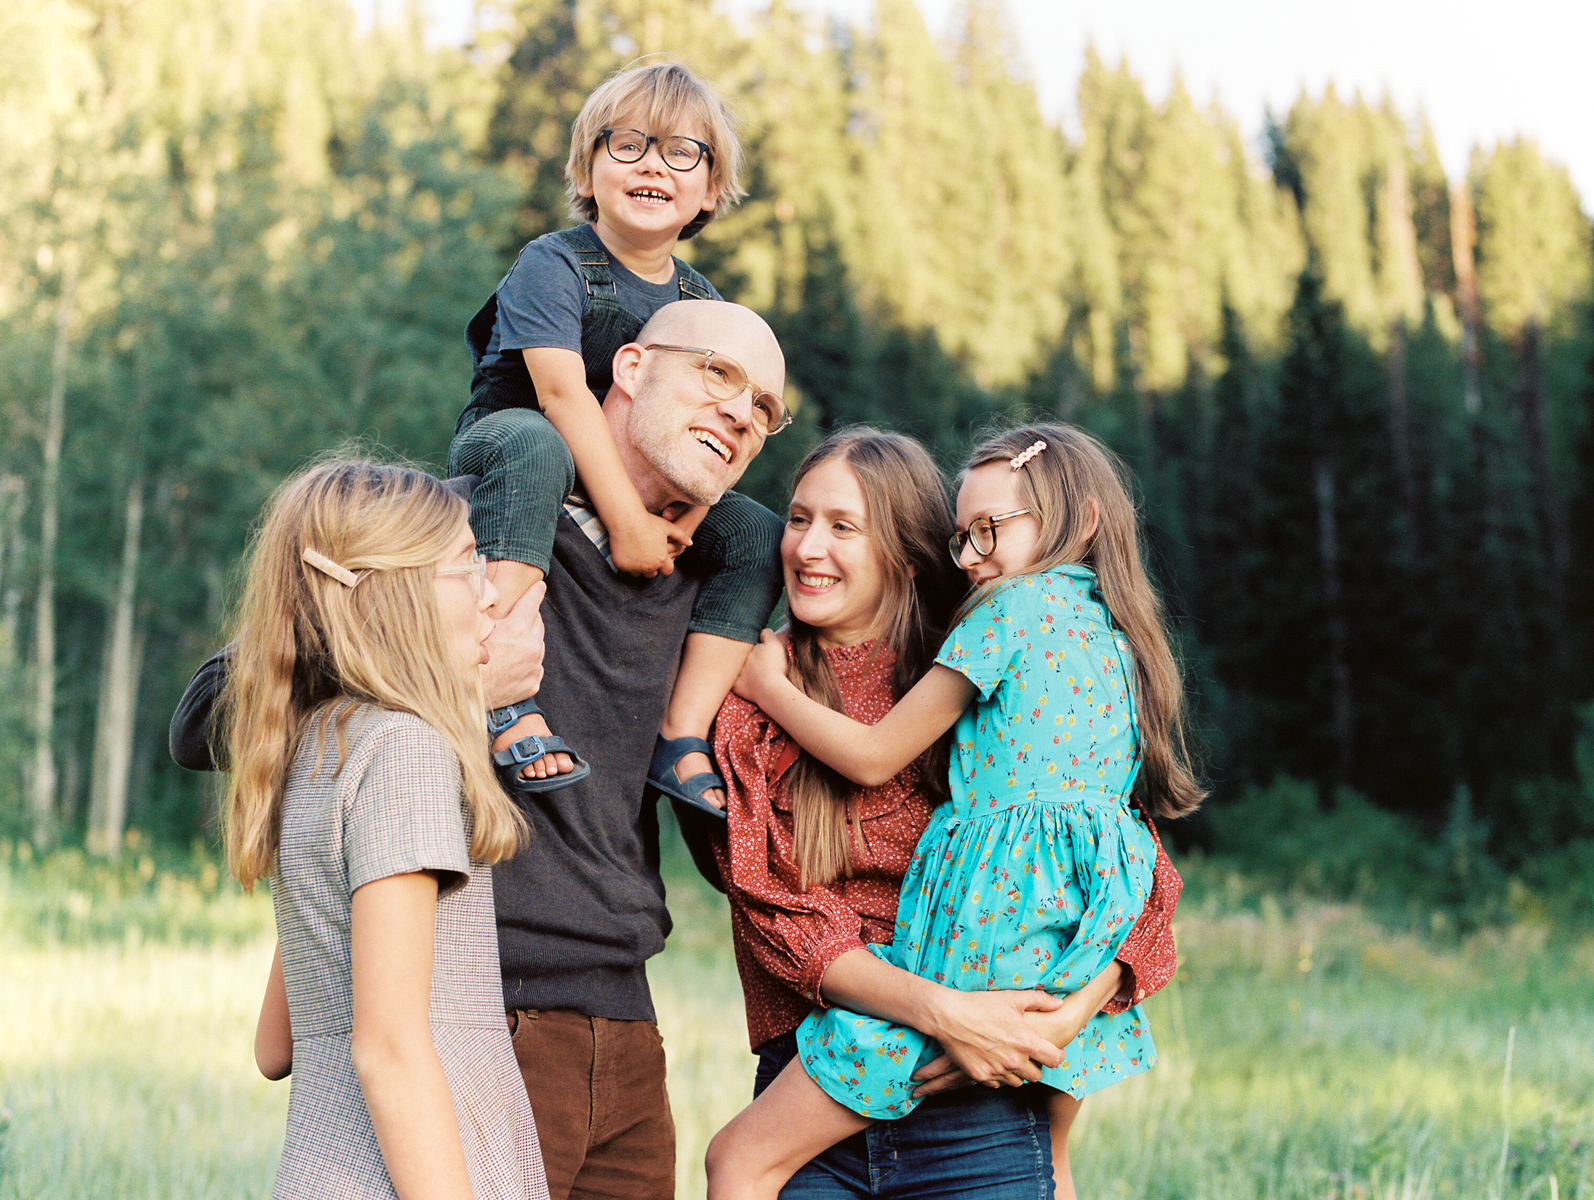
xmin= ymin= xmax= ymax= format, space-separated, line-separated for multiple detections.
xmin=1009 ymin=440 xmax=1047 ymax=471
xmin=301 ymin=546 xmax=359 ymax=588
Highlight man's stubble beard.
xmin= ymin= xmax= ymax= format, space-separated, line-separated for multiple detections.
xmin=625 ymin=371 xmax=747 ymax=507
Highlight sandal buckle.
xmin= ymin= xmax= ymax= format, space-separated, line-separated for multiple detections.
xmin=488 ymin=697 xmax=541 ymax=736
xmin=506 ymin=735 xmax=547 ymax=765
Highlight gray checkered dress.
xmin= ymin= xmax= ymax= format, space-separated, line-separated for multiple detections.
xmin=271 ymin=705 xmax=548 ymax=1200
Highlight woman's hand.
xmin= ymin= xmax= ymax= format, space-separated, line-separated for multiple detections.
xmin=1021 ymin=980 xmax=1111 ymax=1053
xmin=820 ymin=949 xmax=1065 ymax=1098
xmin=914 ymin=988 xmax=1064 ymax=1092
xmin=731 ymin=629 xmax=790 ymax=707
xmin=910 ymin=963 xmax=1127 ymax=1098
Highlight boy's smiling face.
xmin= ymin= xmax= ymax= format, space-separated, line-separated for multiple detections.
xmin=580 ymin=111 xmax=721 ymax=247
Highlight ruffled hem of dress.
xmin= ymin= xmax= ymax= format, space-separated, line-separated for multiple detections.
xmin=1040 ymin=1006 xmax=1157 ymax=1100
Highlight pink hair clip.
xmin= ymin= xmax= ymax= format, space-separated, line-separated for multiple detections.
xmin=301 ymin=547 xmax=359 ymax=588
xmin=1009 ymin=440 xmax=1047 ymax=471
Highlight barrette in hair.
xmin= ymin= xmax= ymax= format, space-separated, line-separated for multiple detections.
xmin=301 ymin=547 xmax=359 ymax=588
xmin=1009 ymin=440 xmax=1047 ymax=471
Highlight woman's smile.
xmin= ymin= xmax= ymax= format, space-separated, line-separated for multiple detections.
xmin=782 ymin=457 xmax=888 ymax=647
xmin=793 ymin=571 xmax=840 ymax=590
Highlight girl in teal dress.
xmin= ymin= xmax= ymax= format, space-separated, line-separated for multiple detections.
xmin=707 ymin=425 xmax=1205 ymax=1200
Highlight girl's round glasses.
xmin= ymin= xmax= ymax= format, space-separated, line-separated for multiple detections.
xmin=948 ymin=509 xmax=1031 ymax=567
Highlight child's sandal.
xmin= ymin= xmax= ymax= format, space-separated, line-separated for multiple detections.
xmin=647 ymin=733 xmax=729 ymax=894
xmin=646 ymin=734 xmax=727 ymax=819
xmin=488 ymin=697 xmax=591 ymax=794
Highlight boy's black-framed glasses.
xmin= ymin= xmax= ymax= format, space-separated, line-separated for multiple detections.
xmin=644 ymin=344 xmax=791 ymax=436
xmin=948 ymin=510 xmax=1031 ymax=566
xmin=599 ymin=128 xmax=714 ymax=171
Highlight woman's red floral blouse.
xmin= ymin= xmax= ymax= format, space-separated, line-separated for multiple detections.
xmin=712 ymin=639 xmax=1182 ymax=1053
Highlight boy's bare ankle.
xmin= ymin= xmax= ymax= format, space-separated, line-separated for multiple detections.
xmin=484 ymin=560 xmax=544 ymax=620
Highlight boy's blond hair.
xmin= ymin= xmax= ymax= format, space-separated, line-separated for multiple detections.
xmin=565 ymin=61 xmax=744 ymax=240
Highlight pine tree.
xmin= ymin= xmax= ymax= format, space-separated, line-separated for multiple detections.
xmin=1188 ymin=298 xmax=1265 ymax=781
xmin=1472 ymin=138 xmax=1593 ymax=604
xmin=702 ymin=0 xmax=852 ymax=313
xmin=940 ymin=0 xmax=1072 ymax=385
xmin=1567 ymin=271 xmax=1594 ymax=701
xmin=482 ymin=0 xmax=606 ymax=250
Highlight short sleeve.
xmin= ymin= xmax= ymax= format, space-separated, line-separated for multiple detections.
xmin=345 ymin=715 xmax=471 ymax=898
xmin=493 ymin=235 xmax=586 ymax=355
xmin=1103 ymin=814 xmax=1183 ymax=1012
xmin=934 ymin=581 xmax=1033 ymax=701
xmin=169 ymin=646 xmax=232 ymax=771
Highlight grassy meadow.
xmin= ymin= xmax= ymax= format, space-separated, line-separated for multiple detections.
xmin=2 ymin=832 xmax=1590 ymax=1200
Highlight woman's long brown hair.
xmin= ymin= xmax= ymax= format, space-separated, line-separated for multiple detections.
xmin=961 ymin=424 xmax=1205 ymax=820
xmin=782 ymin=429 xmax=965 ymax=888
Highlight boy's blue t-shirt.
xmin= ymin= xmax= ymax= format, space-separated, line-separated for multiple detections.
xmin=469 ymin=224 xmax=720 ymax=373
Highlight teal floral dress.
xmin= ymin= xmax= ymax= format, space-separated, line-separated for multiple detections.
xmin=795 ymin=567 xmax=1157 ymax=1118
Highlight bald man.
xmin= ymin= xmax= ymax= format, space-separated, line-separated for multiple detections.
xmin=488 ymin=301 xmax=785 ymax=1199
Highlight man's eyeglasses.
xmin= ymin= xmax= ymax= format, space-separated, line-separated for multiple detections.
xmin=644 ymin=344 xmax=792 ymax=436
xmin=436 ymin=551 xmax=489 ymax=601
xmin=599 ymin=128 xmax=713 ymax=172
xmin=948 ymin=510 xmax=1031 ymax=567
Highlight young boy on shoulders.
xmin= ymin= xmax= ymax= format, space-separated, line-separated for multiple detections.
xmin=450 ymin=61 xmax=787 ymax=810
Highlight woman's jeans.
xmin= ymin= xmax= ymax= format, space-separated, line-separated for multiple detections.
xmin=753 ymin=1032 xmax=1055 ymax=1199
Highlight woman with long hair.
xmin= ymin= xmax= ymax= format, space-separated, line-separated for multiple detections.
xmin=223 ymin=459 xmax=547 ymax=1200
xmin=707 ymin=428 xmax=1183 ymax=1197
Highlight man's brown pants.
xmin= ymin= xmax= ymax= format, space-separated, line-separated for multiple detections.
xmin=507 ymin=1007 xmax=675 ymax=1200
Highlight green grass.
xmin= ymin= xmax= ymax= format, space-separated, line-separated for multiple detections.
xmin=2 ymin=839 xmax=1591 ymax=1199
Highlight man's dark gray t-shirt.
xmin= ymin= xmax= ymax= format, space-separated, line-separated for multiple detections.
xmin=492 ymin=508 xmax=703 ymax=1019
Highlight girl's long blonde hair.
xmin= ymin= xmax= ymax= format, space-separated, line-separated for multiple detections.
xmin=783 ymin=429 xmax=965 ymax=888
xmin=220 ymin=459 xmax=525 ymax=888
xmin=963 ymin=424 xmax=1206 ymax=820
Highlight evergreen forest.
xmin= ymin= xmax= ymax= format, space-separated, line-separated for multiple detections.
xmin=3 ymin=0 xmax=1592 ymax=921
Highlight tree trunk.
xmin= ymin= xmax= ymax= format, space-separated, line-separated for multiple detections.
xmin=1386 ymin=321 xmax=1423 ymax=556
xmin=1514 ymin=321 xmax=1569 ymax=609
xmin=1449 ymin=182 xmax=1482 ymax=416
xmin=88 ymin=476 xmax=146 ymax=856
xmin=0 ymin=475 xmax=24 ymax=661
xmin=1316 ymin=459 xmax=1353 ymax=785
xmin=28 ymin=258 xmax=77 ymax=851
xmin=1381 ymin=150 xmax=1423 ymax=555
xmin=1382 ymin=146 xmax=1424 ymax=324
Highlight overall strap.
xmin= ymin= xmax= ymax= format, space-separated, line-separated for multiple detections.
xmin=550 ymin=226 xmax=617 ymax=296
xmin=673 ymin=257 xmax=715 ymax=300
xmin=552 ymin=227 xmax=717 ymax=399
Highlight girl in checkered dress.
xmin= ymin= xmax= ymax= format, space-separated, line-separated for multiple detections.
xmin=221 ymin=461 xmax=548 ymax=1200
